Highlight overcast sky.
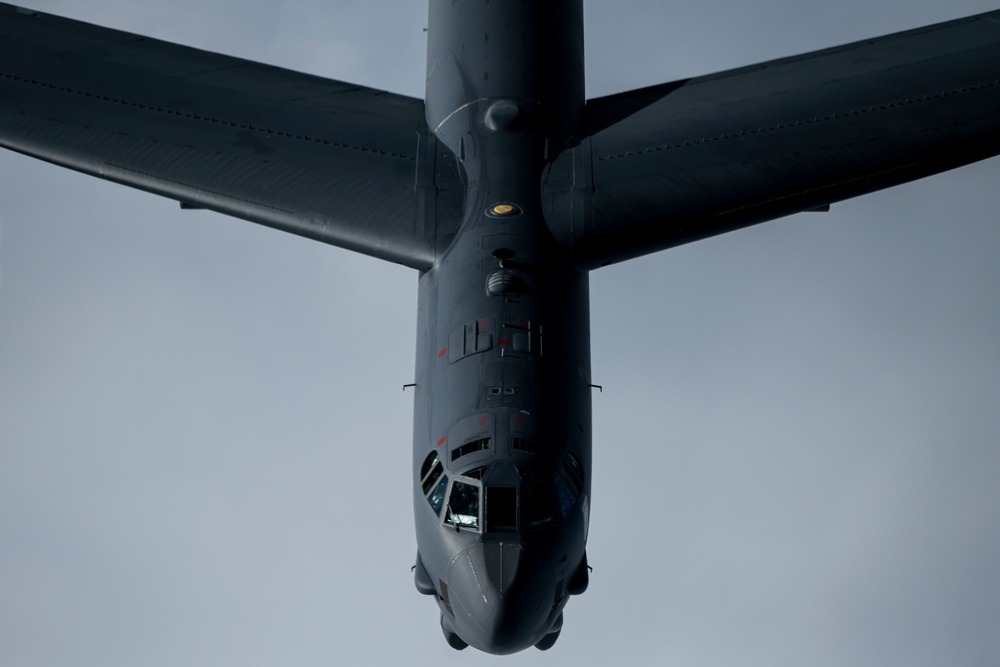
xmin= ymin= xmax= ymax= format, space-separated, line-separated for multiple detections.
xmin=2 ymin=1 xmax=999 ymax=665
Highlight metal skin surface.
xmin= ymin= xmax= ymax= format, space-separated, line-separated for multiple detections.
xmin=4 ymin=0 xmax=1000 ymax=657
xmin=412 ymin=0 xmax=591 ymax=654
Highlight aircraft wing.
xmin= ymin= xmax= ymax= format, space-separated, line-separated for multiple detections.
xmin=544 ymin=10 xmax=1000 ymax=269
xmin=0 ymin=4 xmax=462 ymax=269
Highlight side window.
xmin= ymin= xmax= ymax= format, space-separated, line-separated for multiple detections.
xmin=554 ymin=453 xmax=584 ymax=518
xmin=524 ymin=482 xmax=557 ymax=528
xmin=421 ymin=451 xmax=444 ymax=495
xmin=421 ymin=450 xmax=447 ymax=515
xmin=428 ymin=475 xmax=449 ymax=515
xmin=563 ymin=452 xmax=584 ymax=489
xmin=445 ymin=481 xmax=480 ymax=530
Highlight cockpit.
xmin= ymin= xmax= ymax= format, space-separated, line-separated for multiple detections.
xmin=416 ymin=438 xmax=590 ymax=653
xmin=418 ymin=445 xmax=584 ymax=534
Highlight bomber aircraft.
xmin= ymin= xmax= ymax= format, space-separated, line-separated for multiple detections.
xmin=1 ymin=0 xmax=999 ymax=658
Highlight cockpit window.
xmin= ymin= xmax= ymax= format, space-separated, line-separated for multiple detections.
xmin=451 ymin=437 xmax=491 ymax=461
xmin=554 ymin=453 xmax=584 ymax=518
xmin=515 ymin=465 xmax=537 ymax=480
xmin=524 ymin=481 xmax=557 ymax=528
xmin=462 ymin=466 xmax=488 ymax=480
xmin=512 ymin=437 xmax=541 ymax=455
xmin=420 ymin=450 xmax=440 ymax=481
xmin=486 ymin=486 xmax=517 ymax=532
xmin=564 ymin=452 xmax=584 ymax=488
xmin=428 ymin=474 xmax=449 ymax=515
xmin=421 ymin=451 xmax=444 ymax=496
xmin=445 ymin=481 xmax=480 ymax=530
xmin=422 ymin=451 xmax=448 ymax=515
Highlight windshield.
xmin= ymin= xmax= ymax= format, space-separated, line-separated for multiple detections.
xmin=445 ymin=481 xmax=480 ymax=529
xmin=554 ymin=453 xmax=584 ymax=518
xmin=523 ymin=481 xmax=557 ymax=528
xmin=486 ymin=486 xmax=517 ymax=532
xmin=428 ymin=474 xmax=449 ymax=515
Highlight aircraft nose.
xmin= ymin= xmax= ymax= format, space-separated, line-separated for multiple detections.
xmin=446 ymin=543 xmax=556 ymax=654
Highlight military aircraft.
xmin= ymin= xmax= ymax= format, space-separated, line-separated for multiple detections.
xmin=1 ymin=0 xmax=999 ymax=658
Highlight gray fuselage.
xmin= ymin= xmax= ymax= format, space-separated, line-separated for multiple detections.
xmin=410 ymin=0 xmax=592 ymax=654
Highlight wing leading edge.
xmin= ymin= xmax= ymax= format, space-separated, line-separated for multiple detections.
xmin=0 ymin=3 xmax=462 ymax=269
xmin=4 ymin=5 xmax=998 ymax=272
xmin=544 ymin=10 xmax=1000 ymax=269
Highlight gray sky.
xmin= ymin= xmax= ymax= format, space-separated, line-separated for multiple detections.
xmin=2 ymin=1 xmax=999 ymax=665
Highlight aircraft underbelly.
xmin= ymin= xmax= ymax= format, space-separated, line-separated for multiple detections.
xmin=410 ymin=153 xmax=593 ymax=651
xmin=413 ymin=0 xmax=591 ymax=653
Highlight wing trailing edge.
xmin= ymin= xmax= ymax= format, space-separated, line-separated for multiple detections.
xmin=0 ymin=3 xmax=463 ymax=269
xmin=544 ymin=10 xmax=1000 ymax=269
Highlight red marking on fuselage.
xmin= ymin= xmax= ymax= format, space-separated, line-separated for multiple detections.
xmin=437 ymin=348 xmax=447 ymax=358
xmin=479 ymin=415 xmax=487 ymax=429
xmin=437 ymin=436 xmax=447 ymax=447
xmin=497 ymin=338 xmax=510 ymax=346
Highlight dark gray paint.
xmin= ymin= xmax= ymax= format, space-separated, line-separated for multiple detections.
xmin=414 ymin=3 xmax=590 ymax=651
xmin=0 ymin=3 xmax=462 ymax=267
xmin=544 ymin=12 xmax=1000 ymax=268
xmin=1 ymin=0 xmax=1000 ymax=660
